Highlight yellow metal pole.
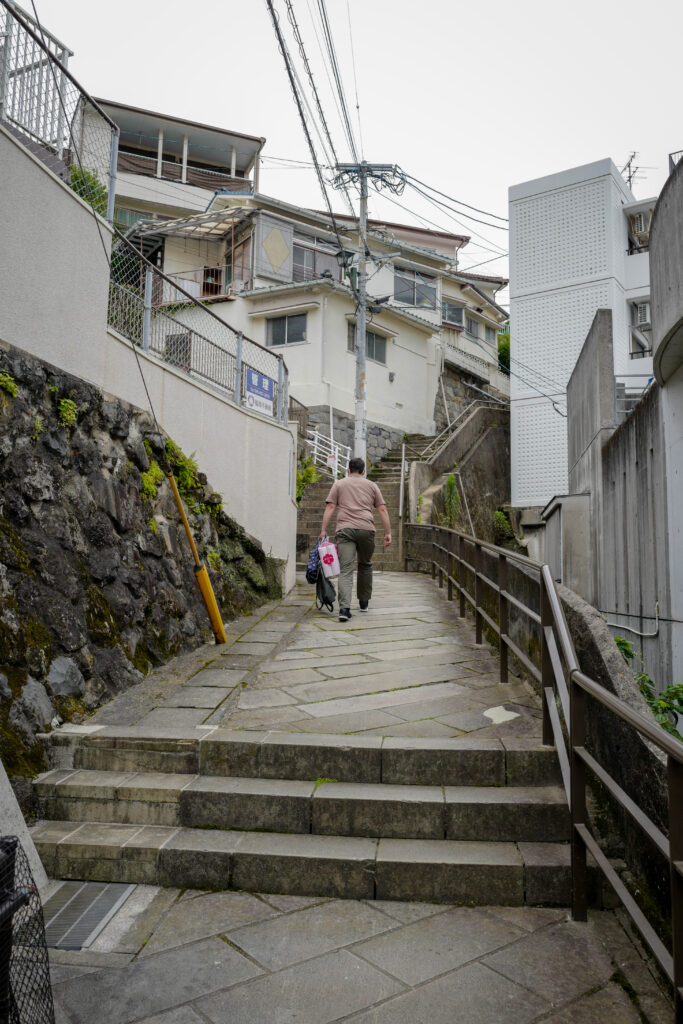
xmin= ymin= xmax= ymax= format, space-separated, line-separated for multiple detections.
xmin=167 ymin=472 xmax=227 ymax=644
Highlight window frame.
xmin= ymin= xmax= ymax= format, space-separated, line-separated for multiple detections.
xmin=466 ymin=315 xmax=479 ymax=338
xmin=266 ymin=312 xmax=308 ymax=347
xmin=347 ymin=324 xmax=388 ymax=365
xmin=442 ymin=300 xmax=464 ymax=327
xmin=394 ymin=266 xmax=437 ymax=309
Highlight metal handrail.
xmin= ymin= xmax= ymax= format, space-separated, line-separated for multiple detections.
xmin=419 ymin=400 xmax=501 ymax=463
xmin=408 ymin=522 xmax=682 ymax=1019
xmin=305 ymin=428 xmax=350 ymax=479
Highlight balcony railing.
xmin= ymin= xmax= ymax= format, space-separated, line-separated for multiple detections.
xmin=117 ymin=149 xmax=252 ymax=192
xmin=443 ymin=339 xmax=510 ymax=396
xmin=162 ymin=263 xmax=252 ymax=301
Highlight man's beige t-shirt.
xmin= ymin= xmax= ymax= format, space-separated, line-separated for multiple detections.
xmin=326 ymin=475 xmax=386 ymax=532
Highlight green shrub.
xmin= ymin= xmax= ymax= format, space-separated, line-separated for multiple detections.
xmin=296 ymin=457 xmax=321 ymax=502
xmin=31 ymin=415 xmax=44 ymax=441
xmin=0 ymin=371 xmax=18 ymax=398
xmin=493 ymin=509 xmax=513 ymax=544
xmin=70 ymin=167 xmax=108 ymax=216
xmin=615 ymin=636 xmax=683 ymax=740
xmin=206 ymin=548 xmax=222 ymax=571
xmin=498 ymin=330 xmax=510 ymax=375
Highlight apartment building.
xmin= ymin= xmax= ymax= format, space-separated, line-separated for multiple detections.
xmin=509 ymin=158 xmax=655 ymax=510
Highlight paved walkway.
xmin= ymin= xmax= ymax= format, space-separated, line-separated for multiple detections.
xmin=87 ymin=572 xmax=541 ymax=739
xmin=45 ymin=572 xmax=673 ymax=1022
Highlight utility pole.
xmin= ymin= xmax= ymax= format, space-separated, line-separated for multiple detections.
xmin=333 ymin=162 xmax=404 ymax=465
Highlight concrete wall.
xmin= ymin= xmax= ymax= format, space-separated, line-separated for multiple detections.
xmin=651 ymin=158 xmax=683 ymax=384
xmin=566 ymin=310 xmax=617 ymax=604
xmin=0 ymin=123 xmax=298 ymax=591
xmin=562 ymin=306 xmax=671 ymax=687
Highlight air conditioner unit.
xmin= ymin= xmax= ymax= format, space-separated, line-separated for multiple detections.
xmin=635 ymin=301 xmax=651 ymax=329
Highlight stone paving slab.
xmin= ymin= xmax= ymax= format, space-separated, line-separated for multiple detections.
xmin=49 ymin=894 xmax=672 ymax=1024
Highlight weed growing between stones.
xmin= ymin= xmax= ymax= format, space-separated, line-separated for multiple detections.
xmin=57 ymin=398 xmax=79 ymax=427
xmin=0 ymin=371 xmax=18 ymax=398
xmin=141 ymin=460 xmax=165 ymax=500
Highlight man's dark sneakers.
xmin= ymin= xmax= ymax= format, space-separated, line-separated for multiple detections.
xmin=359 ymin=601 xmax=369 ymax=612
xmin=339 ymin=608 xmax=352 ymax=622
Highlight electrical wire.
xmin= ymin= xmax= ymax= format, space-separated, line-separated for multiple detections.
xmin=406 ymin=179 xmax=509 ymax=232
xmin=315 ymin=0 xmax=359 ymax=163
xmin=401 ymin=185 xmax=508 ymax=255
xmin=403 ymin=171 xmax=509 ymax=223
xmin=345 ymin=0 xmax=364 ymax=159
xmin=264 ymin=0 xmax=356 ymax=297
xmin=372 ymin=188 xmax=507 ymax=259
xmin=283 ymin=0 xmax=354 ymax=215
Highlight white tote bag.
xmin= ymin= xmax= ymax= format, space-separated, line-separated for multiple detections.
xmin=318 ymin=539 xmax=340 ymax=579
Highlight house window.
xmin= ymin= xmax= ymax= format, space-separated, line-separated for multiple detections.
xmin=442 ymin=300 xmax=463 ymax=326
xmin=485 ymin=326 xmax=496 ymax=344
xmin=202 ymin=266 xmax=222 ymax=297
xmin=267 ymin=313 xmax=307 ymax=346
xmin=466 ymin=316 xmax=479 ymax=338
xmin=394 ymin=267 xmax=436 ymax=308
xmin=293 ymin=241 xmax=340 ymax=283
xmin=347 ymin=324 xmax=387 ymax=364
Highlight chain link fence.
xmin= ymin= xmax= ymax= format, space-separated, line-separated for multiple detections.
xmin=0 ymin=836 xmax=54 ymax=1024
xmin=0 ymin=0 xmax=118 ymax=220
xmin=108 ymin=235 xmax=289 ymax=422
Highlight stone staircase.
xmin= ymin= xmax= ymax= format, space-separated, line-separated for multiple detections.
xmin=297 ymin=433 xmax=435 ymax=572
xmin=32 ymin=727 xmax=573 ymax=904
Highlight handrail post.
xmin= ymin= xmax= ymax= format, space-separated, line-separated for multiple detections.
xmin=498 ymin=553 xmax=508 ymax=683
xmin=438 ymin=529 xmax=444 ymax=589
xmin=540 ymin=574 xmax=553 ymax=746
xmin=668 ymin=755 xmax=683 ymax=1021
xmin=431 ymin=540 xmax=436 ymax=580
xmin=277 ymin=358 xmax=284 ymax=422
xmin=458 ymin=534 xmax=466 ymax=618
xmin=447 ymin=532 xmax=453 ymax=602
xmin=106 ymin=128 xmax=119 ymax=224
xmin=142 ymin=267 xmax=153 ymax=352
xmin=570 ymin=671 xmax=588 ymax=922
xmin=474 ymin=541 xmax=482 ymax=644
xmin=233 ymin=332 xmax=243 ymax=406
xmin=398 ymin=442 xmax=405 ymax=564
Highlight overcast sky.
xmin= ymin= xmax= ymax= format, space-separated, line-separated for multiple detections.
xmin=43 ymin=0 xmax=683 ymax=301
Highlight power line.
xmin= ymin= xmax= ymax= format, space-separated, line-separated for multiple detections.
xmin=406 ymin=179 xmax=509 ymax=232
xmin=283 ymin=0 xmax=354 ymax=215
xmin=345 ymin=0 xmax=364 ymax=159
xmin=315 ymin=0 xmax=359 ymax=163
xmin=403 ymin=171 xmax=509 ymax=223
xmin=400 ymin=185 xmax=508 ymax=255
xmin=372 ymin=188 xmax=508 ymax=259
xmin=264 ymin=0 xmax=353 ymax=289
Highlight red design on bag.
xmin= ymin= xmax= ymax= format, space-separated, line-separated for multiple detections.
xmin=322 ymin=553 xmax=334 ymax=565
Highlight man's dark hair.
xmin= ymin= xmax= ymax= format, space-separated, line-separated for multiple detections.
xmin=348 ymin=457 xmax=365 ymax=474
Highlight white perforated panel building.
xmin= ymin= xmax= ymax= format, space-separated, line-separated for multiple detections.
xmin=509 ymin=159 xmax=654 ymax=507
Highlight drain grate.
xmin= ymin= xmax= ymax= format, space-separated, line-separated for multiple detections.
xmin=43 ymin=881 xmax=135 ymax=950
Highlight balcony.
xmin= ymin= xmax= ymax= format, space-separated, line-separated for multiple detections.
xmin=161 ymin=263 xmax=253 ymax=302
xmin=117 ymin=150 xmax=253 ymax=193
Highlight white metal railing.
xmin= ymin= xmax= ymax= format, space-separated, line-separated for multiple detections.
xmin=0 ymin=0 xmax=118 ymax=220
xmin=419 ymin=400 xmax=502 ymax=464
xmin=305 ymin=429 xmax=350 ymax=479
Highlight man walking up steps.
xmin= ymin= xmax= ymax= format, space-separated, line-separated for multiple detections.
xmin=319 ymin=457 xmax=392 ymax=622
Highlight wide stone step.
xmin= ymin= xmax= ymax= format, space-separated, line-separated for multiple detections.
xmin=31 ymin=820 xmax=573 ymax=905
xmin=46 ymin=729 xmax=561 ymax=787
xmin=35 ymin=770 xmax=569 ymax=842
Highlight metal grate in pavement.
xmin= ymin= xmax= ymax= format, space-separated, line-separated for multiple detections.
xmin=43 ymin=881 xmax=135 ymax=950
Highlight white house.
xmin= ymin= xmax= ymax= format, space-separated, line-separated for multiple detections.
xmin=509 ymin=158 xmax=655 ymax=510
xmin=97 ymin=101 xmax=509 ymax=462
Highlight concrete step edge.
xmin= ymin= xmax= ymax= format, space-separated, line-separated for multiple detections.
xmin=32 ymin=820 xmax=575 ymax=904
xmin=45 ymin=729 xmax=561 ymax=787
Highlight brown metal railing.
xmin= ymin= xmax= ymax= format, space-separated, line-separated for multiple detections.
xmin=407 ymin=523 xmax=682 ymax=1021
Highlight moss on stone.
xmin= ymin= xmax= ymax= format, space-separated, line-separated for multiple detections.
xmin=0 ymin=516 xmax=32 ymax=573
xmin=0 ymin=704 xmax=47 ymax=777
xmin=85 ymin=586 xmax=121 ymax=648
xmin=238 ymin=555 xmax=266 ymax=590
xmin=22 ymin=618 xmax=52 ymax=670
